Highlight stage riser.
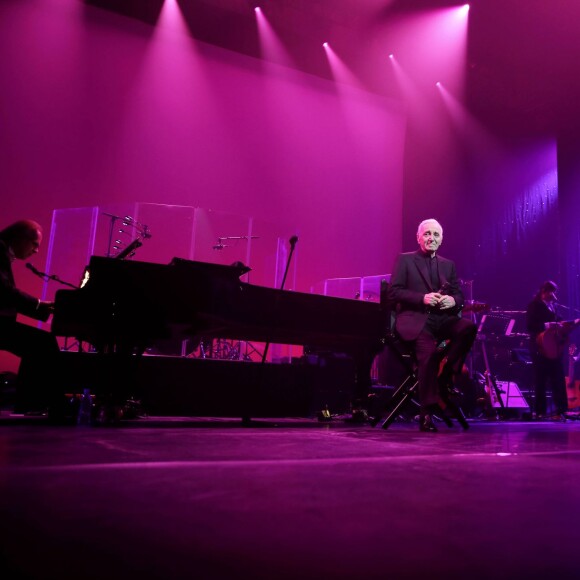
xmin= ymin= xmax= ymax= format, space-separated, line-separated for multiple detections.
xmin=53 ymin=352 xmax=356 ymax=418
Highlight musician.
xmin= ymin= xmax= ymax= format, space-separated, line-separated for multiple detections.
xmin=0 ymin=219 xmax=60 ymax=414
xmin=526 ymin=280 xmax=568 ymax=420
xmin=388 ymin=219 xmax=477 ymax=432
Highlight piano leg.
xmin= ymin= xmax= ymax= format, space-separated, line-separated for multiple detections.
xmin=351 ymin=349 xmax=378 ymax=421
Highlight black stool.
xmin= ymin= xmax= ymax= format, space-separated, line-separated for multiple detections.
xmin=371 ymin=333 xmax=467 ymax=429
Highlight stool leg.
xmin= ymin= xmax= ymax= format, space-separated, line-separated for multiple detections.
xmin=438 ymin=363 xmax=469 ymax=430
xmin=445 ymin=399 xmax=469 ymax=430
xmin=432 ymin=402 xmax=454 ymax=428
xmin=380 ymin=377 xmax=417 ymax=429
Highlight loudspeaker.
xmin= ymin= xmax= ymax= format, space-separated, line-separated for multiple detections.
xmin=491 ymin=380 xmax=530 ymax=408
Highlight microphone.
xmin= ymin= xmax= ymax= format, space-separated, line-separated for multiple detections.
xmin=289 ymin=235 xmax=298 ymax=248
xmin=212 ymin=244 xmax=224 ymax=250
xmin=26 ymin=262 xmax=43 ymax=276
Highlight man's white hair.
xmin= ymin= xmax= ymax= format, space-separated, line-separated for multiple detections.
xmin=417 ymin=219 xmax=443 ymax=235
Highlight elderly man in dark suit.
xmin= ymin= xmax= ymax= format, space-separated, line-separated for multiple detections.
xmin=388 ymin=218 xmax=477 ymax=432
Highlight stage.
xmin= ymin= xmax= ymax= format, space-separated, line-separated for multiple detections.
xmin=1 ymin=414 xmax=579 ymax=579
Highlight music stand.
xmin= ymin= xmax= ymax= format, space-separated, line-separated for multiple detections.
xmin=477 ymin=314 xmax=516 ymax=413
xmin=477 ymin=314 xmax=516 ymax=337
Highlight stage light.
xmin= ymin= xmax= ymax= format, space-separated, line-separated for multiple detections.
xmin=255 ymin=5 xmax=294 ymax=68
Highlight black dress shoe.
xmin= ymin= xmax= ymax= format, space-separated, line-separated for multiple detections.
xmin=419 ymin=414 xmax=438 ymax=432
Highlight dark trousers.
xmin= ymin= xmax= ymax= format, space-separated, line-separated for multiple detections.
xmin=0 ymin=320 xmax=61 ymax=410
xmin=415 ymin=315 xmax=477 ymax=411
xmin=532 ymin=353 xmax=567 ymax=416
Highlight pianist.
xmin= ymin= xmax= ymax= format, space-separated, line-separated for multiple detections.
xmin=0 ymin=219 xmax=60 ymax=415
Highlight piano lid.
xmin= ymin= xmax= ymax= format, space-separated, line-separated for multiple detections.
xmin=169 ymin=256 xmax=251 ymax=278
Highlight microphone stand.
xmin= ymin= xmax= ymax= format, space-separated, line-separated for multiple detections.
xmin=261 ymin=236 xmax=298 ymax=365
xmin=212 ymin=235 xmax=259 ymax=251
xmin=242 ymin=236 xmax=298 ymax=426
xmin=28 ymin=267 xmax=78 ymax=289
xmin=556 ymin=303 xmax=580 ymax=317
xmin=102 ymin=212 xmax=122 ymax=258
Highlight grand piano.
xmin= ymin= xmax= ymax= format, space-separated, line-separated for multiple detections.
xmin=51 ymin=256 xmax=389 ymax=416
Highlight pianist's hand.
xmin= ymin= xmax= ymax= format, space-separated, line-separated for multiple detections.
xmin=37 ymin=300 xmax=55 ymax=322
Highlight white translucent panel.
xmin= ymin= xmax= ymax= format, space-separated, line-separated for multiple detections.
xmin=311 ymin=274 xmax=391 ymax=302
xmin=128 ymin=203 xmax=196 ymax=266
xmin=43 ymin=206 xmax=99 ymax=298
xmin=322 ymin=277 xmax=362 ymax=301
xmin=361 ymin=274 xmax=391 ymax=302
xmin=44 ymin=203 xmax=294 ymax=296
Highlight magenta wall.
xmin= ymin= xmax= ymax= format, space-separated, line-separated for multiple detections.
xmin=0 ymin=1 xmax=404 ymax=372
xmin=0 ymin=1 xmax=405 ymax=287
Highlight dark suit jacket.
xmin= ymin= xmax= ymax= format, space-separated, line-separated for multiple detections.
xmin=526 ymin=295 xmax=561 ymax=357
xmin=0 ymin=239 xmax=43 ymax=324
xmin=387 ymin=250 xmax=464 ymax=341
xmin=526 ymin=296 xmax=559 ymax=335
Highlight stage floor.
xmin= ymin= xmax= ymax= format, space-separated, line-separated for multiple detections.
xmin=1 ymin=414 xmax=579 ymax=579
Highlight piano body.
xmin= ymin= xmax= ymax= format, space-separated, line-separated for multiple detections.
xmin=51 ymin=256 xmax=389 ymax=413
